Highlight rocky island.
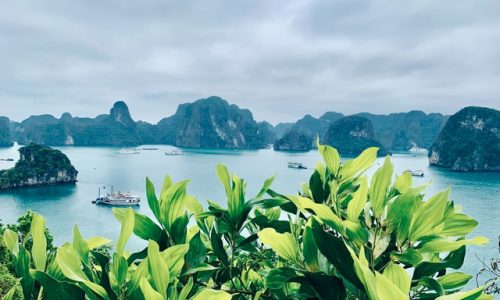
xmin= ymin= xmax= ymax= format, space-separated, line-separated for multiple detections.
xmin=429 ymin=106 xmax=500 ymax=171
xmin=0 ymin=143 xmax=78 ymax=190
xmin=0 ymin=116 xmax=13 ymax=147
xmin=274 ymin=129 xmax=312 ymax=151
xmin=323 ymin=116 xmax=389 ymax=156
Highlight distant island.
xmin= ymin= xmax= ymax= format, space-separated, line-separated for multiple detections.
xmin=429 ymin=106 xmax=500 ymax=171
xmin=0 ymin=96 xmax=498 ymax=171
xmin=0 ymin=143 xmax=78 ymax=190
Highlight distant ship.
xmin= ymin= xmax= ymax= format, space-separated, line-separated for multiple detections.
xmin=406 ymin=169 xmax=424 ymax=177
xmin=409 ymin=146 xmax=427 ymax=153
xmin=165 ymin=149 xmax=183 ymax=156
xmin=0 ymin=158 xmax=14 ymax=161
xmin=288 ymin=162 xmax=307 ymax=169
xmin=141 ymin=147 xmax=159 ymax=150
xmin=118 ymin=148 xmax=140 ymax=154
xmin=92 ymin=186 xmax=140 ymax=206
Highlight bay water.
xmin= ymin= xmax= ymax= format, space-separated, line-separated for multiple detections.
xmin=0 ymin=144 xmax=498 ymax=287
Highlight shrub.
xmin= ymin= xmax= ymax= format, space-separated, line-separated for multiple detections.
xmin=1 ymin=144 xmax=493 ymax=299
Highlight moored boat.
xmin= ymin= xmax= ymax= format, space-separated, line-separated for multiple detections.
xmin=118 ymin=148 xmax=140 ymax=154
xmin=406 ymin=169 xmax=424 ymax=177
xmin=92 ymin=186 xmax=140 ymax=206
xmin=141 ymin=147 xmax=159 ymax=150
xmin=165 ymin=149 xmax=183 ymax=156
xmin=288 ymin=162 xmax=307 ymax=169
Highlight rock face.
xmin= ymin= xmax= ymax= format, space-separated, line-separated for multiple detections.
xmin=0 ymin=144 xmax=78 ymax=190
xmin=274 ymin=130 xmax=312 ymax=151
xmin=429 ymin=106 xmax=500 ymax=171
xmin=13 ymin=101 xmax=141 ymax=146
xmin=323 ymin=116 xmax=389 ymax=156
xmin=0 ymin=117 xmax=13 ymax=147
xmin=155 ymin=96 xmax=270 ymax=149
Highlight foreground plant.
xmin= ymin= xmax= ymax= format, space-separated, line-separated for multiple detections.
xmin=1 ymin=144 xmax=493 ymax=299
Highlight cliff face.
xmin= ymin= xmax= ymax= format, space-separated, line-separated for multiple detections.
xmin=156 ymin=96 xmax=270 ymax=149
xmin=429 ymin=106 xmax=500 ymax=171
xmin=274 ymin=130 xmax=312 ymax=151
xmin=13 ymin=101 xmax=141 ymax=146
xmin=0 ymin=144 xmax=78 ymax=190
xmin=323 ymin=116 xmax=389 ymax=156
xmin=0 ymin=117 xmax=13 ymax=147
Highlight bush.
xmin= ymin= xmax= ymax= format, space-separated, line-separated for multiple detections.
xmin=1 ymin=144 xmax=493 ymax=299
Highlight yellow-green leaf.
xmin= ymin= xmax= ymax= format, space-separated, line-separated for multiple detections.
xmin=369 ymin=156 xmax=393 ymax=219
xmin=139 ymin=278 xmax=164 ymax=300
xmin=395 ymin=171 xmax=412 ymax=193
xmin=192 ymin=289 xmax=232 ymax=300
xmin=341 ymin=147 xmax=378 ymax=182
xmin=437 ymin=272 xmax=472 ymax=290
xmin=347 ymin=176 xmax=368 ymax=221
xmin=419 ymin=236 xmax=489 ymax=253
xmin=318 ymin=144 xmax=340 ymax=174
xmin=116 ymin=208 xmax=134 ymax=256
xmin=31 ymin=214 xmax=47 ymax=271
xmin=147 ymin=240 xmax=169 ymax=298
xmin=3 ymin=229 xmax=19 ymax=257
xmin=383 ymin=262 xmax=411 ymax=294
xmin=258 ymin=228 xmax=300 ymax=263
xmin=86 ymin=236 xmax=112 ymax=250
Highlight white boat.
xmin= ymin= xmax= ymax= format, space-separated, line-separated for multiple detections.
xmin=406 ymin=169 xmax=424 ymax=177
xmin=409 ymin=146 xmax=427 ymax=153
xmin=288 ymin=162 xmax=307 ymax=169
xmin=118 ymin=148 xmax=140 ymax=154
xmin=92 ymin=186 xmax=140 ymax=206
xmin=165 ymin=149 xmax=183 ymax=156
xmin=141 ymin=147 xmax=159 ymax=150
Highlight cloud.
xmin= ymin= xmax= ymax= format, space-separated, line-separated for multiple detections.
xmin=0 ymin=0 xmax=499 ymax=124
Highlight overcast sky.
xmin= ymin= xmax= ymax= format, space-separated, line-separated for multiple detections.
xmin=0 ymin=1 xmax=499 ymax=124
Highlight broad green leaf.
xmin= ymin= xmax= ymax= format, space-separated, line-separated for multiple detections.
xmin=114 ymin=208 xmax=162 ymax=241
xmin=116 ymin=208 xmax=134 ymax=256
xmin=409 ymin=189 xmax=450 ymax=241
xmin=341 ymin=147 xmax=378 ymax=182
xmin=147 ymin=240 xmax=169 ymax=298
xmin=375 ymin=271 xmax=408 ymax=300
xmin=161 ymin=244 xmax=189 ymax=279
xmin=86 ymin=236 xmax=111 ymax=250
xmin=437 ymin=272 xmax=472 ymax=290
xmin=318 ymin=144 xmax=340 ymax=174
xmin=146 ymin=177 xmax=161 ymax=222
xmin=258 ymin=228 xmax=300 ymax=263
xmin=436 ymin=286 xmax=491 ymax=300
xmin=347 ymin=176 xmax=368 ymax=221
xmin=387 ymin=186 xmax=425 ymax=245
xmin=16 ymin=247 xmax=34 ymax=300
xmin=112 ymin=253 xmax=128 ymax=286
xmin=369 ymin=156 xmax=393 ymax=218
xmin=56 ymin=245 xmax=88 ymax=282
xmin=139 ymin=278 xmax=164 ymax=300
xmin=265 ymin=267 xmax=299 ymax=289
xmin=216 ymin=164 xmax=232 ymax=199
xmin=73 ymin=225 xmax=90 ymax=266
xmin=31 ymin=214 xmax=47 ymax=271
xmin=288 ymin=195 xmax=344 ymax=233
xmin=32 ymin=269 xmax=85 ymax=299
xmin=383 ymin=262 xmax=410 ymax=294
xmin=160 ymin=179 xmax=190 ymax=230
xmin=303 ymin=221 xmax=319 ymax=272
xmin=179 ymin=277 xmax=193 ymax=300
xmin=442 ymin=213 xmax=478 ymax=237
xmin=3 ymin=229 xmax=19 ymax=257
xmin=192 ymin=289 xmax=232 ymax=300
xmin=210 ymin=229 xmax=229 ymax=266
xmin=186 ymin=195 xmax=203 ymax=214
xmin=419 ymin=236 xmax=489 ymax=253
xmin=395 ymin=171 xmax=412 ymax=193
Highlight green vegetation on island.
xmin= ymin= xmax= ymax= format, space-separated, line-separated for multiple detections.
xmin=0 ymin=117 xmax=13 ymax=147
xmin=429 ymin=106 xmax=500 ymax=171
xmin=323 ymin=116 xmax=389 ymax=156
xmin=274 ymin=129 xmax=312 ymax=151
xmin=0 ymin=143 xmax=78 ymax=190
xmin=0 ymin=144 xmax=493 ymax=299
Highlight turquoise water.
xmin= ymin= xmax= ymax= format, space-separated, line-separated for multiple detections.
xmin=0 ymin=145 xmax=498 ymax=285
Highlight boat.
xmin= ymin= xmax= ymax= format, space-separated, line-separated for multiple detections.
xmin=92 ymin=186 xmax=140 ymax=206
xmin=118 ymin=148 xmax=140 ymax=154
xmin=288 ymin=162 xmax=307 ymax=169
xmin=165 ymin=149 xmax=183 ymax=156
xmin=409 ymin=146 xmax=427 ymax=154
xmin=406 ymin=169 xmax=424 ymax=177
xmin=0 ymin=158 xmax=14 ymax=161
xmin=141 ymin=147 xmax=159 ymax=150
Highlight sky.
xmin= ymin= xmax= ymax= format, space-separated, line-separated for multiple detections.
xmin=0 ymin=1 xmax=499 ymax=125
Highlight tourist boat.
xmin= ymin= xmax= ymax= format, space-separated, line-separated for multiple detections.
xmin=0 ymin=158 xmax=14 ymax=161
xmin=92 ymin=186 xmax=140 ymax=206
xmin=118 ymin=148 xmax=140 ymax=154
xmin=288 ymin=162 xmax=307 ymax=169
xmin=141 ymin=147 xmax=159 ymax=150
xmin=165 ymin=149 xmax=183 ymax=156
xmin=409 ymin=146 xmax=427 ymax=153
xmin=406 ymin=169 xmax=424 ymax=177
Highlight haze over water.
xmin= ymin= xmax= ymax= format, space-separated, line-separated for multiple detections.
xmin=0 ymin=144 xmax=498 ymax=286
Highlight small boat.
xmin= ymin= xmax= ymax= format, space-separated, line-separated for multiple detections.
xmin=92 ymin=186 xmax=140 ymax=206
xmin=165 ymin=149 xmax=183 ymax=156
xmin=409 ymin=146 xmax=427 ymax=153
xmin=141 ymin=147 xmax=159 ymax=150
xmin=406 ymin=169 xmax=424 ymax=177
xmin=288 ymin=162 xmax=307 ymax=169
xmin=0 ymin=158 xmax=14 ymax=161
xmin=118 ymin=148 xmax=140 ymax=154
